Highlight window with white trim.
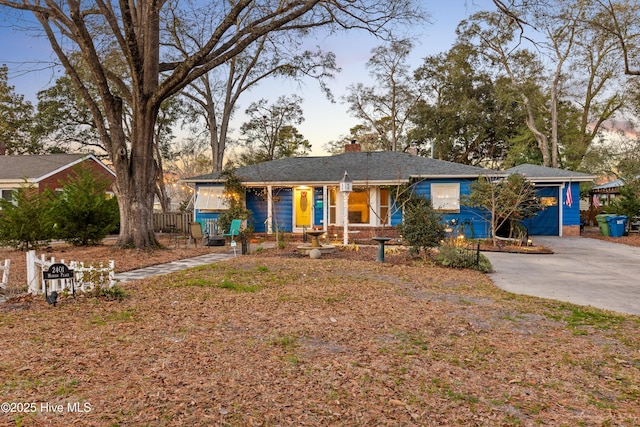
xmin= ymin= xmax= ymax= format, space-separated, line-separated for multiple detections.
xmin=379 ymin=188 xmax=390 ymax=225
xmin=195 ymin=186 xmax=230 ymax=210
xmin=1 ymin=189 xmax=12 ymax=202
xmin=329 ymin=187 xmax=337 ymax=224
xmin=0 ymin=189 xmax=14 ymax=208
xmin=431 ymin=183 xmax=460 ymax=212
xmin=328 ymin=186 xmax=390 ymax=225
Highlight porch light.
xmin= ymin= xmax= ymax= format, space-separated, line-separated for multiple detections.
xmin=339 ymin=171 xmax=353 ymax=193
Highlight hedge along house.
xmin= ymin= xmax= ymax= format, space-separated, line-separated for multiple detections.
xmin=504 ymin=164 xmax=595 ymax=236
xmin=183 ymin=148 xmax=504 ymax=241
xmin=0 ymin=153 xmax=116 ymax=203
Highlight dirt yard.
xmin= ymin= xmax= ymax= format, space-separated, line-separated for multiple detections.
xmin=0 ymin=233 xmax=639 ymax=426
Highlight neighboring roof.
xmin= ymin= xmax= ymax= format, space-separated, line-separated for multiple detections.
xmin=0 ymin=154 xmax=115 ymax=182
xmin=505 ymin=164 xmax=595 ymax=182
xmin=591 ymin=175 xmax=640 ymax=192
xmin=592 ymin=179 xmax=624 ymax=191
xmin=184 ymin=151 xmax=502 ymax=185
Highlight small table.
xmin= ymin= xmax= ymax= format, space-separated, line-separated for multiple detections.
xmin=372 ymin=237 xmax=391 ymax=262
xmin=306 ymin=230 xmax=325 ymax=248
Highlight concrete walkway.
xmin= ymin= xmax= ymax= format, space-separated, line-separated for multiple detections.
xmin=484 ymin=236 xmax=640 ymax=316
xmin=115 ymin=251 xmax=237 ymax=283
xmin=115 ymin=242 xmax=276 ymax=283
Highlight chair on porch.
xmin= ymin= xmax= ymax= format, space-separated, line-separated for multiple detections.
xmin=188 ymin=222 xmax=206 ymax=248
xmin=223 ymin=219 xmax=242 ymax=242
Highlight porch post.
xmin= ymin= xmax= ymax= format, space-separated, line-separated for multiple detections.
xmin=323 ymin=185 xmax=328 ymax=232
xmin=267 ymin=185 xmax=273 ymax=234
xmin=340 ymin=171 xmax=353 ymax=246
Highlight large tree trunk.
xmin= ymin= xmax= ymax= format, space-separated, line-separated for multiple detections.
xmin=112 ymin=105 xmax=160 ymax=248
xmin=112 ymin=4 xmax=161 ymax=248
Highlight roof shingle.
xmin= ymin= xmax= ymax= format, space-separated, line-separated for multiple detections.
xmin=185 ymin=151 xmax=499 ymax=184
xmin=0 ymin=154 xmax=87 ymax=181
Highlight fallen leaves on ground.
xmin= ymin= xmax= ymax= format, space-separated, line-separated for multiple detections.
xmin=0 ymin=235 xmax=639 ymax=426
xmin=0 ymin=235 xmax=228 ymax=297
xmin=582 ymin=226 xmax=640 ymax=247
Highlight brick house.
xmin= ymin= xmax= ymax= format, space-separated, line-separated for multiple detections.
xmin=0 ymin=154 xmax=116 ymax=203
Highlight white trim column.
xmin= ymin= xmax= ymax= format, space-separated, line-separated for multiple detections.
xmin=322 ymin=186 xmax=328 ymax=231
xmin=267 ymin=185 xmax=273 ymax=234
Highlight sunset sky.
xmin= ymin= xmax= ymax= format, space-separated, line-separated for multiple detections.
xmin=0 ymin=0 xmax=498 ymax=156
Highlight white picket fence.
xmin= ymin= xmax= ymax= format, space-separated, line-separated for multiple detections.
xmin=26 ymin=250 xmax=116 ymax=295
xmin=0 ymin=259 xmax=9 ymax=290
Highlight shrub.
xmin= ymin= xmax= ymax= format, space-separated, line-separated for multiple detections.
xmin=48 ymin=166 xmax=119 ymax=246
xmin=89 ymin=285 xmax=127 ymax=301
xmin=216 ymin=166 xmax=253 ymax=236
xmin=0 ymin=182 xmax=53 ymax=249
xmin=397 ymin=194 xmax=446 ymax=256
xmin=434 ymin=244 xmax=493 ymax=273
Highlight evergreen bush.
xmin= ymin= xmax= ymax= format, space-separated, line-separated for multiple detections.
xmin=0 ymin=182 xmax=53 ymax=249
xmin=48 ymin=166 xmax=119 ymax=246
xmin=397 ymin=194 xmax=446 ymax=256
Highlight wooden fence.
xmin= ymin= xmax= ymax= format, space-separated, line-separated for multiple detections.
xmin=26 ymin=251 xmax=116 ymax=295
xmin=153 ymin=212 xmax=192 ymax=233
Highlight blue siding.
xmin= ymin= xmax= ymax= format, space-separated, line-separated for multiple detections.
xmin=412 ymin=178 xmax=490 ymax=239
xmin=563 ymin=182 xmax=581 ymax=227
xmin=526 ymin=182 xmax=579 ymax=236
xmin=390 ymin=199 xmax=403 ymax=226
xmin=244 ymin=187 xmax=295 ymax=232
xmin=273 ymin=188 xmax=293 ymax=232
xmin=527 ymin=186 xmax=559 ymax=235
xmin=246 ymin=188 xmax=268 ymax=233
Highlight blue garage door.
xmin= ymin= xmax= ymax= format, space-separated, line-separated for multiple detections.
xmin=524 ymin=186 xmax=559 ymax=236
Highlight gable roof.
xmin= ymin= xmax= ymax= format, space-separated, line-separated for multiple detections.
xmin=184 ymin=151 xmax=501 ymax=186
xmin=505 ymin=164 xmax=595 ymax=182
xmin=0 ymin=154 xmax=115 ymax=182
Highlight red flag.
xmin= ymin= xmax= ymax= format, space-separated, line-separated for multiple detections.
xmin=565 ymin=184 xmax=573 ymax=207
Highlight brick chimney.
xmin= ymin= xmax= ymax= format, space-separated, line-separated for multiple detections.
xmin=0 ymin=141 xmax=6 ymax=156
xmin=345 ymin=139 xmax=361 ymax=152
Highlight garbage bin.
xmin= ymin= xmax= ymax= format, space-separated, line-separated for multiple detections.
xmin=606 ymin=215 xmax=628 ymax=238
xmin=596 ymin=214 xmax=611 ymax=236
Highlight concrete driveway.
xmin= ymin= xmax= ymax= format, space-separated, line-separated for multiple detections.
xmin=484 ymin=236 xmax=640 ymax=315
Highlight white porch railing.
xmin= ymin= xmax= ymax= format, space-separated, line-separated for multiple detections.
xmin=26 ymin=250 xmax=116 ymax=295
xmin=0 ymin=259 xmax=9 ymax=290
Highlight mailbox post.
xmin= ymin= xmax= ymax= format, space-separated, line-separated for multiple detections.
xmin=42 ymin=263 xmax=75 ymax=306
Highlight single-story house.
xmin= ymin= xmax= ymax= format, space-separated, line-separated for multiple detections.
xmin=183 ymin=147 xmax=594 ymax=239
xmin=0 ymin=153 xmax=116 ymax=203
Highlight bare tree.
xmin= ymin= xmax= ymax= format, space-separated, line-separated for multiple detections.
xmin=344 ymin=39 xmax=424 ymax=152
xmin=170 ymin=9 xmax=338 ymax=172
xmin=0 ymin=0 xmax=422 ymax=248
xmin=238 ymin=95 xmax=310 ymax=164
xmin=491 ymin=0 xmax=640 ymax=77
xmin=487 ymin=0 xmax=629 ymax=169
